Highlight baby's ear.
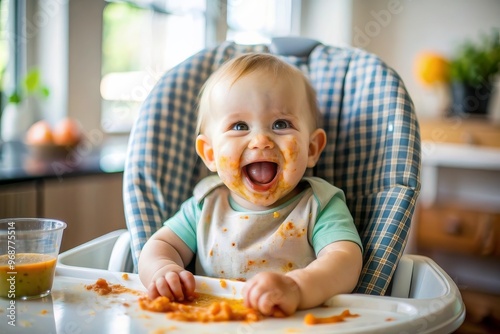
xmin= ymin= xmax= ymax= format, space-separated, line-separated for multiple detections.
xmin=307 ymin=128 xmax=327 ymax=168
xmin=196 ymin=134 xmax=217 ymax=171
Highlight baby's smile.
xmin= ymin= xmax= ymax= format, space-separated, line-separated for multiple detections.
xmin=243 ymin=161 xmax=279 ymax=190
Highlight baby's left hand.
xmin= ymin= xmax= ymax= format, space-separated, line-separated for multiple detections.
xmin=242 ymin=272 xmax=301 ymax=316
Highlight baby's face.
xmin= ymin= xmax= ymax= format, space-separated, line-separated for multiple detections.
xmin=197 ymin=70 xmax=325 ymax=210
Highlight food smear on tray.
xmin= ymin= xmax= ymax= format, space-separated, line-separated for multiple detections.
xmin=304 ymin=309 xmax=359 ymax=325
xmin=84 ymin=278 xmax=260 ymax=322
xmin=84 ymin=278 xmax=144 ymax=296
xmin=84 ymin=278 xmax=360 ymax=325
xmin=139 ymin=294 xmax=262 ymax=322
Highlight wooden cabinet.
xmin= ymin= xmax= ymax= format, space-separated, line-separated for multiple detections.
xmin=417 ymin=204 xmax=500 ymax=257
xmin=0 ymin=181 xmax=39 ymax=218
xmin=43 ymin=173 xmax=126 ymax=252
xmin=419 ymin=118 xmax=500 ymax=148
xmin=0 ymin=173 xmax=126 ymax=252
xmin=415 ymin=117 xmax=500 ymax=332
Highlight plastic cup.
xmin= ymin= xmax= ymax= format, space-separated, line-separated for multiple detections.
xmin=0 ymin=218 xmax=66 ymax=300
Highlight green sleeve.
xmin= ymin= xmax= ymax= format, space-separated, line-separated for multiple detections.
xmin=163 ymin=196 xmax=201 ymax=253
xmin=312 ymin=192 xmax=363 ymax=255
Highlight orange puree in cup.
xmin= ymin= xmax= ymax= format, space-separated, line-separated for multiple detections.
xmin=0 ymin=253 xmax=57 ymax=299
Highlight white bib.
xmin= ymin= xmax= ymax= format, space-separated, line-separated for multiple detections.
xmin=193 ymin=176 xmax=334 ymax=280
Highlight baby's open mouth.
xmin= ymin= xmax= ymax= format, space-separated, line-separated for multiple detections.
xmin=244 ymin=162 xmax=278 ymax=185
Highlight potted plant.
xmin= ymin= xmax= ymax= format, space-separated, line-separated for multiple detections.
xmin=0 ymin=68 xmax=50 ymax=141
xmin=449 ymin=29 xmax=500 ymax=116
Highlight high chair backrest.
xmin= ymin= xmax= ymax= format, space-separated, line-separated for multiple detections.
xmin=123 ymin=38 xmax=421 ymax=296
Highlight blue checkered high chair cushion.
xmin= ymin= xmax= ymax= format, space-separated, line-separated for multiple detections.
xmin=123 ymin=40 xmax=421 ymax=296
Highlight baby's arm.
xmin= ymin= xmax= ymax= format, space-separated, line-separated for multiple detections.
xmin=243 ymin=241 xmax=362 ymax=315
xmin=138 ymin=227 xmax=195 ymax=301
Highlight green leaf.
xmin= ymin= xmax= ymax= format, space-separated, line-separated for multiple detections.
xmin=40 ymin=86 xmax=50 ymax=98
xmin=8 ymin=91 xmax=21 ymax=104
xmin=24 ymin=69 xmax=41 ymax=93
xmin=450 ymin=29 xmax=500 ymax=85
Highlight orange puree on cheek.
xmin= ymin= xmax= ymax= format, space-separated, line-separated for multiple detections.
xmin=282 ymin=138 xmax=299 ymax=162
xmin=0 ymin=253 xmax=57 ymax=298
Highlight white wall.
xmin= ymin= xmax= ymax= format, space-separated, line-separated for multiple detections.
xmin=33 ymin=0 xmax=103 ymax=133
xmin=37 ymin=0 xmax=68 ymax=127
xmin=350 ymin=0 xmax=500 ymax=118
xmin=67 ymin=0 xmax=104 ymax=133
xmin=300 ymin=0 xmax=352 ymax=47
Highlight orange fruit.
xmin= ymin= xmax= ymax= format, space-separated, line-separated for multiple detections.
xmin=25 ymin=120 xmax=54 ymax=145
xmin=52 ymin=118 xmax=82 ymax=147
xmin=415 ymin=52 xmax=450 ymax=86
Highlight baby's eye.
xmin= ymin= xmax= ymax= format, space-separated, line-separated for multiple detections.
xmin=232 ymin=122 xmax=249 ymax=131
xmin=272 ymin=120 xmax=292 ymax=130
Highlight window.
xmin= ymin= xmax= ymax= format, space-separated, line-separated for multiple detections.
xmin=100 ymin=0 xmax=206 ymax=133
xmin=100 ymin=0 xmax=295 ymax=133
xmin=226 ymin=0 xmax=294 ymax=44
xmin=0 ymin=0 xmax=12 ymax=110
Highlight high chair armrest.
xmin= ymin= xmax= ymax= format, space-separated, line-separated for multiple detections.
xmin=390 ymin=255 xmax=414 ymax=298
xmin=57 ymin=229 xmax=133 ymax=275
xmin=108 ymin=230 xmax=133 ymax=272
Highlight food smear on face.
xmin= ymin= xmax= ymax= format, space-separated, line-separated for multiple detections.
xmin=139 ymin=293 xmax=262 ymax=322
xmin=304 ymin=309 xmax=360 ymax=325
xmin=0 ymin=253 xmax=57 ymax=298
xmin=282 ymin=138 xmax=299 ymax=163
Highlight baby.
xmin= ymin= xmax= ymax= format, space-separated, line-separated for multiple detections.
xmin=138 ymin=53 xmax=363 ymax=316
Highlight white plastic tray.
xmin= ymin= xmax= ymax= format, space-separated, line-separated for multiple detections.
xmin=53 ymin=230 xmax=466 ymax=333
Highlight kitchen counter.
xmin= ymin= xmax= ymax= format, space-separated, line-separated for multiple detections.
xmin=0 ymin=135 xmax=129 ymax=185
xmin=0 ymin=136 xmax=129 ymax=250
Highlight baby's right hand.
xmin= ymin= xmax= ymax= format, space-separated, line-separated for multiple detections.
xmin=147 ymin=264 xmax=196 ymax=301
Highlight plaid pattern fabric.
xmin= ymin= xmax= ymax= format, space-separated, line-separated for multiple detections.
xmin=123 ymin=41 xmax=421 ymax=296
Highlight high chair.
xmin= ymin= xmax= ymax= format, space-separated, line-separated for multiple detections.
xmin=123 ymin=36 xmax=419 ymax=296
xmin=57 ymin=37 xmax=465 ymax=333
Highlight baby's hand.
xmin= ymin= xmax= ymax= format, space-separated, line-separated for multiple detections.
xmin=242 ymin=272 xmax=301 ymax=316
xmin=147 ymin=264 xmax=195 ymax=301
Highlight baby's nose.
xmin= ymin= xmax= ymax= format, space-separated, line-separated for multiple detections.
xmin=248 ymin=133 xmax=274 ymax=150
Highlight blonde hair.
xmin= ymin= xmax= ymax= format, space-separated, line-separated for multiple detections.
xmin=196 ymin=53 xmax=320 ymax=134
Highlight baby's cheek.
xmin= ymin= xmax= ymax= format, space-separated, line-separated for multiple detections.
xmin=217 ymin=156 xmax=239 ymax=173
xmin=280 ymin=138 xmax=303 ymax=177
xmin=282 ymin=138 xmax=299 ymax=164
xmin=275 ymin=174 xmax=293 ymax=194
xmin=217 ymin=155 xmax=245 ymax=191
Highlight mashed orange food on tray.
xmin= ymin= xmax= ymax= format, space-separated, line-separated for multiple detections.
xmin=85 ymin=278 xmax=260 ymax=322
xmin=85 ymin=278 xmax=359 ymax=325
xmin=304 ymin=309 xmax=359 ymax=325
xmin=139 ymin=295 xmax=261 ymax=322
xmin=84 ymin=278 xmax=143 ymax=296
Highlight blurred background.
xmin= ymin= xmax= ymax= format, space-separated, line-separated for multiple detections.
xmin=1 ymin=0 xmax=499 ymax=133
xmin=0 ymin=1 xmax=499 ymax=333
